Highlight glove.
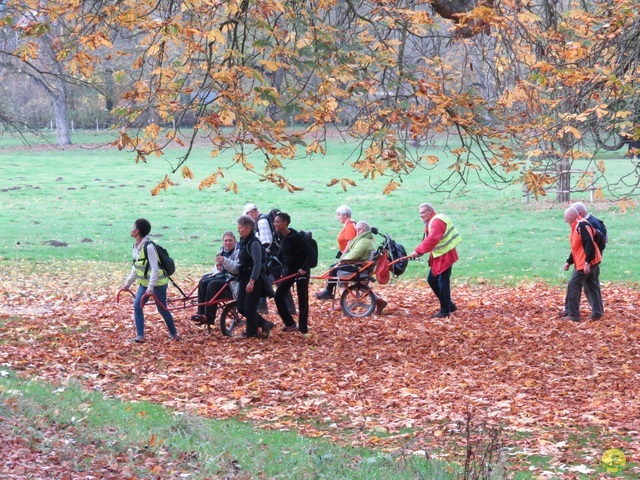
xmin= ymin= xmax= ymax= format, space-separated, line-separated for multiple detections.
xmin=336 ymin=251 xmax=342 ymax=259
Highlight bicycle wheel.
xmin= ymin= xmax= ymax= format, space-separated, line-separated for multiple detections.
xmin=219 ymin=302 xmax=245 ymax=337
xmin=340 ymin=285 xmax=375 ymax=318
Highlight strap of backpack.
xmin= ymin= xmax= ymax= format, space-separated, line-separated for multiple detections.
xmin=143 ymin=241 xmax=151 ymax=278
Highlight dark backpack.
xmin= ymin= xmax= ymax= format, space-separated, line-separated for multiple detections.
xmin=386 ymin=236 xmax=408 ymax=276
xmin=143 ymin=241 xmax=176 ymax=277
xmin=593 ymin=228 xmax=606 ymax=253
xmin=300 ymin=230 xmax=319 ymax=269
xmin=259 ymin=208 xmax=281 ymax=252
xmin=589 ymin=218 xmax=607 ymax=253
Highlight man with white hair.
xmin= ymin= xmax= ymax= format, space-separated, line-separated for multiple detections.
xmin=242 ymin=203 xmax=274 ymax=250
xmin=561 ymin=206 xmax=604 ymax=322
xmin=571 ymin=202 xmax=607 ymax=252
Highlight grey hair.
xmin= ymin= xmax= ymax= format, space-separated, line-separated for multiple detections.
xmin=237 ymin=215 xmax=255 ymax=229
xmin=571 ymin=202 xmax=587 ymax=217
xmin=419 ymin=202 xmax=434 ymax=213
xmin=355 ymin=221 xmax=371 ymax=232
xmin=222 ymin=231 xmax=237 ymax=241
xmin=336 ymin=205 xmax=352 ymax=216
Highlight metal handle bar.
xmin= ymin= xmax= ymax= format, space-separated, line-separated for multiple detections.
xmin=116 ymin=288 xmax=134 ymax=303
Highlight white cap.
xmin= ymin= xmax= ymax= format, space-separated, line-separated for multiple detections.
xmin=242 ymin=203 xmax=258 ymax=215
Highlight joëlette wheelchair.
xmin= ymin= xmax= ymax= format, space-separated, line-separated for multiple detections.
xmin=312 ymin=228 xmax=409 ymax=318
xmin=117 ymin=272 xmax=299 ymax=337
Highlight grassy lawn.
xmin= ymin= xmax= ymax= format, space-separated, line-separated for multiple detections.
xmin=1 ymin=131 xmax=638 ymax=286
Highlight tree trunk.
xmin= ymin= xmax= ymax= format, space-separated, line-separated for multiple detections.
xmin=51 ymin=84 xmax=72 ymax=146
xmin=556 ymin=156 xmax=571 ymax=203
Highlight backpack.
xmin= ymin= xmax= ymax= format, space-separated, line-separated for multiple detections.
xmin=386 ymin=236 xmax=408 ymax=276
xmin=143 ymin=241 xmax=176 ymax=277
xmin=300 ymin=230 xmax=319 ymax=269
xmin=593 ymin=228 xmax=606 ymax=253
xmin=590 ymin=218 xmax=607 ymax=253
xmin=259 ymin=208 xmax=281 ymax=252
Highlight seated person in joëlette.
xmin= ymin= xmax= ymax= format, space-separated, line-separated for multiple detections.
xmin=315 ymin=221 xmax=388 ymax=314
xmin=191 ymin=231 xmax=239 ymax=324
xmin=315 ymin=221 xmax=376 ymax=299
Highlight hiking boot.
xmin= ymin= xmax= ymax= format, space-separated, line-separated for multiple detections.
xmin=430 ymin=311 xmax=450 ymax=318
xmin=262 ymin=321 xmax=275 ymax=339
xmin=131 ymin=336 xmax=145 ymax=343
xmin=282 ymin=324 xmax=298 ymax=332
xmin=169 ymin=334 xmax=180 ymax=342
xmin=450 ymin=303 xmax=458 ymax=313
xmin=375 ymin=298 xmax=388 ymax=314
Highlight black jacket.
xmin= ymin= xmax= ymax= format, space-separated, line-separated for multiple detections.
xmin=278 ymin=228 xmax=313 ymax=274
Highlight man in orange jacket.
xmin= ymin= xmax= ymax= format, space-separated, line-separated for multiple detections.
xmin=409 ymin=203 xmax=462 ymax=318
xmin=562 ymin=206 xmax=604 ymax=322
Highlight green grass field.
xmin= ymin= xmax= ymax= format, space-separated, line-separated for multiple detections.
xmin=1 ymin=131 xmax=638 ymax=285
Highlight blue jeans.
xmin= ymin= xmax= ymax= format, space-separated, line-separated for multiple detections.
xmin=427 ymin=266 xmax=454 ymax=315
xmin=134 ymin=284 xmax=177 ymax=338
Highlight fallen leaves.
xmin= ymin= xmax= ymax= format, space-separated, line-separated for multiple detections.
xmin=1 ymin=261 xmax=639 ymax=474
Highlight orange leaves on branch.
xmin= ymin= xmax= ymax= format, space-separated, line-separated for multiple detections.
xmin=382 ymin=180 xmax=400 ymax=195
xmin=617 ymin=199 xmax=636 ymax=213
xmin=198 ymin=168 xmax=224 ymax=190
xmin=181 ymin=166 xmax=194 ymax=180
xmin=78 ymin=32 xmax=112 ymax=50
xmin=260 ymin=173 xmax=304 ymax=193
xmin=112 ymin=133 xmax=133 ymax=151
xmin=225 ymin=181 xmax=239 ymax=194
xmin=596 ymin=160 xmax=606 ymax=173
xmin=143 ymin=123 xmax=161 ymax=140
xmin=523 ymin=170 xmax=555 ymax=200
xmin=151 ymin=175 xmax=174 ymax=196
xmin=560 ymin=126 xmax=582 ymax=140
xmin=327 ymin=178 xmax=357 ymax=191
xmin=17 ymin=41 xmax=39 ymax=61
xmin=306 ymin=141 xmax=326 ymax=155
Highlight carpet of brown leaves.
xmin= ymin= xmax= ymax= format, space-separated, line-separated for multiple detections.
xmin=1 ymin=261 xmax=639 ymax=476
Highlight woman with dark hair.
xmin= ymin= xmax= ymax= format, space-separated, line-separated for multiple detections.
xmin=122 ymin=218 xmax=178 ymax=343
xmin=236 ymin=215 xmax=275 ymax=338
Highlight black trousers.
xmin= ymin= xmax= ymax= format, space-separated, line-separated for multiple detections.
xmin=237 ymin=277 xmax=268 ymax=337
xmin=427 ymin=266 xmax=454 ymax=315
xmin=275 ymin=273 xmax=309 ymax=333
xmin=197 ymin=273 xmax=230 ymax=319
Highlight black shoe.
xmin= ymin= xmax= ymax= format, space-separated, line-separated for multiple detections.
xmin=282 ymin=324 xmax=298 ymax=332
xmin=558 ymin=311 xmax=568 ymax=318
xmin=315 ymin=290 xmax=332 ymax=300
xmin=191 ymin=314 xmax=207 ymax=323
xmin=430 ymin=312 xmax=450 ymax=318
xmin=242 ymin=332 xmax=258 ymax=338
xmin=566 ymin=316 xmax=581 ymax=322
xmin=450 ymin=303 xmax=458 ymax=313
xmin=262 ymin=321 xmax=275 ymax=339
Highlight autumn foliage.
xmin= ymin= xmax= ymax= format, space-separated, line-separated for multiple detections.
xmin=1 ymin=0 xmax=637 ymax=198
xmin=1 ymin=263 xmax=639 ymax=474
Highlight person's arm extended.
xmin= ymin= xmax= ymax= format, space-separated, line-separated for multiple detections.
xmin=412 ymin=219 xmax=445 ymax=257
